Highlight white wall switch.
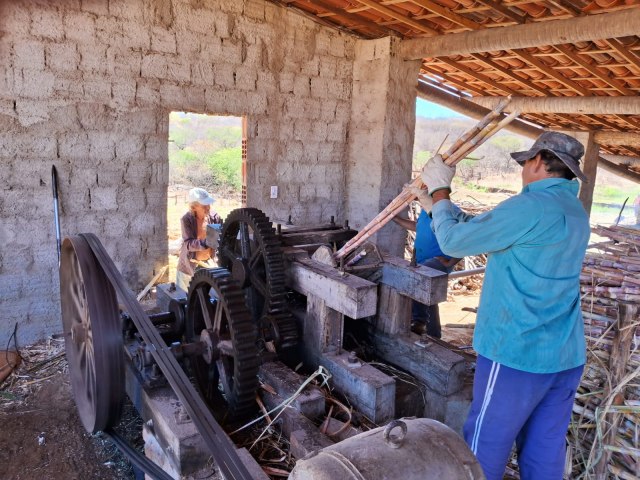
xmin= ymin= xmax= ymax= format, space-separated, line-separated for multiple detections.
xmin=270 ymin=186 xmax=278 ymax=199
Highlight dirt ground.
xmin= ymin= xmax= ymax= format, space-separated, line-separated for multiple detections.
xmin=0 ymin=340 xmax=137 ymax=480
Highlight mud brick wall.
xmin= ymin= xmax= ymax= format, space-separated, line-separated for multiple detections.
xmin=0 ymin=0 xmax=357 ymax=344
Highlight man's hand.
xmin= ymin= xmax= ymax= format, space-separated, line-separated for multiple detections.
xmin=406 ymin=184 xmax=433 ymax=212
xmin=421 ymin=154 xmax=456 ymax=196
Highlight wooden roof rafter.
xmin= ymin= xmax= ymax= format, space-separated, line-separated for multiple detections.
xmin=273 ymin=1 xmax=640 ymax=156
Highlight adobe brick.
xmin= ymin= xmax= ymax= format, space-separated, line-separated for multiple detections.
xmin=13 ymin=41 xmax=45 ymax=70
xmin=63 ymin=12 xmax=97 ymax=43
xmin=46 ymin=43 xmax=79 ymax=72
xmin=31 ymin=8 xmax=64 ymax=40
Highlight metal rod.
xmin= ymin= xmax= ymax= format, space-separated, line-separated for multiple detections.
xmin=448 ymin=267 xmax=486 ymax=279
xmin=51 ymin=165 xmax=62 ymax=266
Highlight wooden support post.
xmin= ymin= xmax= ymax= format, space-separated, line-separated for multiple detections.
xmin=594 ymin=302 xmax=638 ymax=478
xmin=304 ymin=293 xmax=344 ymax=362
xmin=574 ymin=132 xmax=599 ymax=216
xmin=377 ymin=284 xmax=412 ymax=335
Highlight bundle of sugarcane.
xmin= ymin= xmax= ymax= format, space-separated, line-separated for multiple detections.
xmin=567 ymin=224 xmax=640 ymax=479
xmin=333 ymin=97 xmax=520 ymax=262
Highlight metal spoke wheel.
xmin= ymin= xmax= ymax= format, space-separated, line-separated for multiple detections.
xmin=217 ymin=208 xmax=298 ymax=350
xmin=186 ymin=268 xmax=260 ymax=419
xmin=59 ymin=235 xmax=124 ymax=433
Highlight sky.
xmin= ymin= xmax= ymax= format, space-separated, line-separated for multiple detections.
xmin=416 ymin=97 xmax=463 ymax=119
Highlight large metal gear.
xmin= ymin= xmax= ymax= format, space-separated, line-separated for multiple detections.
xmin=59 ymin=235 xmax=124 ymax=433
xmin=217 ymin=208 xmax=298 ymax=350
xmin=185 ymin=268 xmax=260 ymax=419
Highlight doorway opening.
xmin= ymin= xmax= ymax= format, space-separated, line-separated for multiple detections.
xmin=167 ymin=112 xmax=246 ymax=283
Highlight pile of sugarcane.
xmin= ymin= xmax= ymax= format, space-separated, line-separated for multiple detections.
xmin=567 ymin=224 xmax=640 ymax=479
xmin=333 ymin=98 xmax=519 ymax=262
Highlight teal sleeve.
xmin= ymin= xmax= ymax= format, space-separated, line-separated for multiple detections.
xmin=431 ymin=197 xmax=542 ymax=258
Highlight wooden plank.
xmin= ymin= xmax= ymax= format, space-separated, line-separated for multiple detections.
xmin=276 ymin=223 xmax=338 ymax=233
xmin=320 ymin=351 xmax=396 ymax=424
xmin=377 ymin=284 xmax=412 ymax=335
xmin=285 ymin=257 xmax=377 ymax=318
xmin=373 ymin=332 xmax=466 ymax=396
xmin=380 ymin=254 xmax=448 ymax=305
xmin=280 ymin=229 xmax=358 ymax=247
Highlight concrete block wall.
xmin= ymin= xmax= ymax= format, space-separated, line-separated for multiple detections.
xmin=0 ymin=0 xmax=356 ymax=344
xmin=345 ymin=37 xmax=421 ymax=256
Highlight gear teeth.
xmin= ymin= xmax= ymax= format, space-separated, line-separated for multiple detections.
xmin=186 ymin=268 xmax=260 ymax=419
xmin=217 ymin=208 xmax=300 ymax=353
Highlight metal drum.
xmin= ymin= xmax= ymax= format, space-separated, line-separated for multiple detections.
xmin=289 ymin=418 xmax=485 ymax=480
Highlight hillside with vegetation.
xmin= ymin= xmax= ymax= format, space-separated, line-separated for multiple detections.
xmin=169 ymin=112 xmax=243 ymax=194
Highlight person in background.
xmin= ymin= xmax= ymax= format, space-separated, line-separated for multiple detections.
xmin=393 ymin=199 xmax=460 ymax=338
xmin=176 ymin=188 xmax=223 ymax=292
xmin=634 ymin=193 xmax=640 ymax=226
xmin=418 ymin=131 xmax=590 ymax=480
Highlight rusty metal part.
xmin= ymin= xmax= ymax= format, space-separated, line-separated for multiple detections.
xmin=218 ymin=208 xmax=298 ymax=350
xmin=77 ymin=233 xmax=252 ymax=479
xmin=59 ymin=235 xmax=124 ymax=433
xmin=186 ymin=268 xmax=260 ymax=419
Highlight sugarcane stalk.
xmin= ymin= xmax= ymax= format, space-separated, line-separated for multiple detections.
xmin=334 ymin=105 xmax=519 ymax=261
xmin=441 ymin=96 xmax=511 ymax=161
xmin=447 ymin=111 xmax=521 ymax=165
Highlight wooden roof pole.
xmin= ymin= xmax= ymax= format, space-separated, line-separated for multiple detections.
xmin=400 ymin=9 xmax=640 ymax=59
xmin=469 ymin=96 xmax=640 ymax=115
xmin=416 ymin=82 xmax=640 ymax=184
xmin=594 ymin=132 xmax=640 ymax=148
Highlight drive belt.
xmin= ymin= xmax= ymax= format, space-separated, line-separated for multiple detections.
xmin=80 ymin=233 xmax=252 ymax=480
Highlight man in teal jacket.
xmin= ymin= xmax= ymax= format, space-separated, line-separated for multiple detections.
xmin=417 ymin=131 xmax=590 ymax=480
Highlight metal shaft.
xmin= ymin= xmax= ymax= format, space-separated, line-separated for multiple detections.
xmin=51 ymin=166 xmax=62 ymax=266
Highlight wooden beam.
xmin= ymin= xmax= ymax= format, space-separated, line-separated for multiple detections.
xmin=601 ymin=154 xmax=640 ymax=167
xmin=553 ymin=44 xmax=633 ymax=96
xmin=285 ymin=257 xmax=377 ymax=319
xmin=575 ymin=131 xmax=599 ymax=214
xmin=598 ymin=158 xmax=640 ymax=184
xmin=399 ymin=9 xmax=640 ymax=59
xmin=416 ymin=82 xmax=640 ymax=184
xmin=605 ymin=38 xmax=640 ymax=75
xmin=594 ymin=131 xmax=640 ymax=148
xmin=356 ymin=0 xmax=439 ymax=35
xmin=373 ymin=332 xmax=466 ymax=396
xmin=475 ymin=0 xmax=526 ymax=24
xmin=320 ymin=351 xmax=396 ymax=424
xmin=279 ymin=228 xmax=358 ymax=247
xmin=308 ymin=0 xmax=394 ymax=37
xmin=380 ymin=254 xmax=448 ymax=305
xmin=437 ymin=57 xmax=516 ymax=95
xmin=410 ymin=0 xmax=481 ymax=31
xmin=469 ymin=95 xmax=640 ymax=115
xmin=512 ymin=49 xmax=590 ymax=96
xmin=469 ymin=53 xmax=549 ymax=96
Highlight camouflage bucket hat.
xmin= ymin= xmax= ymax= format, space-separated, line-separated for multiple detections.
xmin=510 ymin=131 xmax=588 ymax=183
